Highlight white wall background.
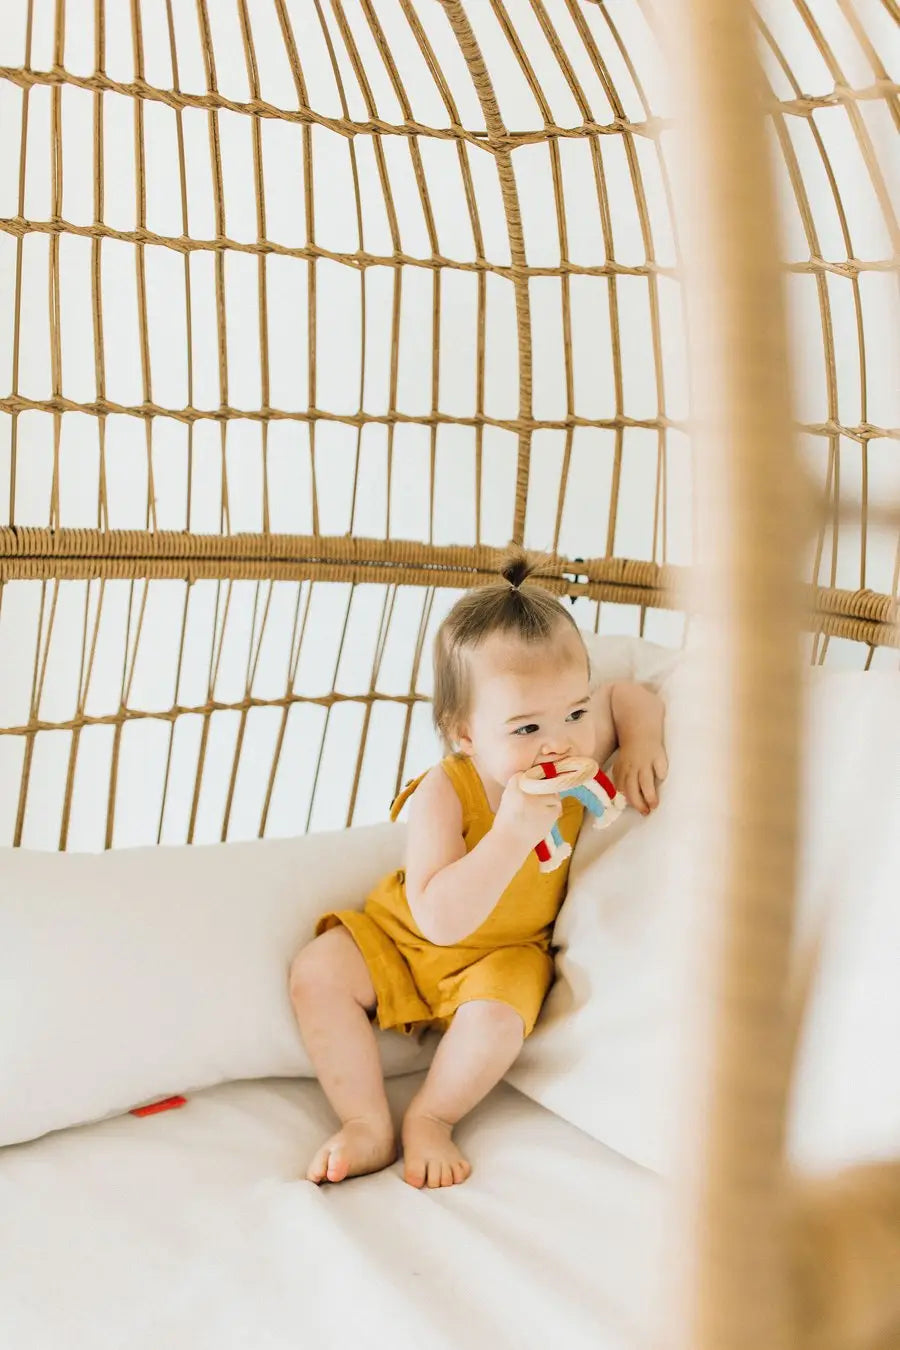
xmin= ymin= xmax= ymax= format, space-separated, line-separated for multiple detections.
xmin=0 ymin=0 xmax=897 ymax=849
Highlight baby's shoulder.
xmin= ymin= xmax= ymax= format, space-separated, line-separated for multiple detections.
xmin=407 ymin=761 xmax=463 ymax=820
xmin=403 ymin=763 xmax=466 ymax=862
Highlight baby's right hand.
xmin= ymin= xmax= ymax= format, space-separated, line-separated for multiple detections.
xmin=493 ymin=775 xmax=562 ymax=855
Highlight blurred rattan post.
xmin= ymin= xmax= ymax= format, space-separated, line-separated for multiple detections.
xmin=667 ymin=2 xmax=808 ymax=1348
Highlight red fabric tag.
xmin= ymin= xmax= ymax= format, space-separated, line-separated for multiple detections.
xmin=538 ymin=760 xmax=558 ymax=778
xmin=130 ymin=1095 xmax=187 ymax=1117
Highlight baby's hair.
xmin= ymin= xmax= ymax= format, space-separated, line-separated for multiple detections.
xmin=432 ymin=546 xmax=583 ymax=746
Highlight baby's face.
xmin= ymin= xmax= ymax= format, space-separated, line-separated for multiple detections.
xmin=455 ymin=627 xmax=595 ymax=791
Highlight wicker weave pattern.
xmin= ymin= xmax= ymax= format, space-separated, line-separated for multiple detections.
xmin=0 ymin=1 xmax=897 ymax=851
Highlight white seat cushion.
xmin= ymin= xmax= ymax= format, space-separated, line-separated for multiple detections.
xmin=0 ymin=823 xmax=434 ymax=1149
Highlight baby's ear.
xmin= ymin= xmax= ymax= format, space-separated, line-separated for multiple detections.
xmin=454 ymin=723 xmax=474 ymax=755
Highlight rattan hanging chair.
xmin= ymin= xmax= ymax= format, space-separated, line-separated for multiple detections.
xmin=0 ymin=2 xmax=897 ymax=1348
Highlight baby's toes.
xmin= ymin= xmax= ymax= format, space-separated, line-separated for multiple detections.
xmin=306 ymin=1143 xmax=333 ymax=1185
xmin=324 ymin=1145 xmax=351 ymax=1184
xmin=404 ymin=1155 xmax=428 ymax=1189
xmin=428 ymin=1160 xmax=454 ymax=1189
xmin=306 ymin=1140 xmax=351 ymax=1185
xmin=402 ymin=1112 xmax=471 ymax=1189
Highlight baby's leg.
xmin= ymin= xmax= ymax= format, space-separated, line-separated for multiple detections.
xmin=401 ymin=999 xmax=525 ymax=1189
xmin=289 ymin=926 xmax=396 ymax=1184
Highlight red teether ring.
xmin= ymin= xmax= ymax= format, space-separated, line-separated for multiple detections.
xmin=519 ymin=756 xmax=598 ymax=795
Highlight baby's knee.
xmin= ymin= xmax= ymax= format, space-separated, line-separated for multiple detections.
xmin=289 ymin=927 xmax=371 ymax=1009
xmin=288 ymin=942 xmax=320 ymax=1005
xmin=289 ymin=933 xmax=341 ymax=1000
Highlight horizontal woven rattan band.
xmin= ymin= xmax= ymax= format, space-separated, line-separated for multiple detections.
xmin=1 ymin=527 xmax=896 ymax=648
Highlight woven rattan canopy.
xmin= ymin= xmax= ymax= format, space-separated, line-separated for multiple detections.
xmin=0 ymin=1 xmax=896 ymax=853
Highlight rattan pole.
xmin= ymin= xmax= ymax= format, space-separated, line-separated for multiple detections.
xmin=668 ymin=3 xmax=807 ymax=1348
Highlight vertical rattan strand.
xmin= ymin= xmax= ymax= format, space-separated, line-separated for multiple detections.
xmin=522 ymin=0 xmax=591 ymax=556
xmin=236 ymin=0 xmax=271 ymax=535
xmin=309 ymin=2 xmax=366 ymax=539
xmin=671 ymin=2 xmax=804 ymax=1347
xmin=794 ymin=3 xmax=900 ymax=603
xmin=394 ymin=585 xmax=434 ymax=799
xmin=559 ymin=0 xmax=627 ymax=573
xmin=257 ymin=579 xmax=311 ymax=838
xmin=345 ymin=583 xmax=395 ymax=826
xmin=320 ymin=7 xmax=405 ymax=547
xmin=155 ymin=579 xmax=191 ymax=843
xmin=220 ymin=580 xmax=274 ymax=841
xmin=58 ymin=576 xmax=102 ymax=849
xmin=303 ymin=580 xmax=354 ymax=833
xmin=354 ymin=2 xmax=444 ymax=545
xmin=195 ymin=0 xmax=231 ymax=535
xmin=157 ymin=1 xmax=197 ymax=837
xmin=636 ymin=0 xmax=694 ymax=602
xmin=92 ymin=0 xmax=110 ymax=530
xmin=185 ymin=578 xmax=232 ymax=845
xmin=104 ymin=576 xmax=151 ymax=849
xmin=440 ymin=1 xmax=534 ymax=545
xmin=757 ymin=20 xmax=867 ymax=643
xmin=189 ymin=3 xmax=257 ymax=840
xmin=838 ymin=0 xmax=900 ymax=134
xmin=7 ymin=2 xmax=35 ymax=524
xmin=271 ymin=2 xmax=319 ymax=536
xmin=316 ymin=3 xmax=369 ymax=540
xmin=399 ymin=1 xmax=490 ymax=547
xmin=489 ymin=0 xmax=576 ymax=558
xmin=163 ymin=0 xmax=195 ymax=531
xmin=797 ymin=1 xmax=900 ymax=257
xmin=48 ymin=0 xmax=65 ymax=530
xmin=129 ymin=0 xmax=158 ymax=532
xmin=595 ymin=2 xmax=670 ymax=631
xmin=13 ymin=581 xmax=54 ymax=846
xmin=757 ymin=30 xmax=839 ymax=558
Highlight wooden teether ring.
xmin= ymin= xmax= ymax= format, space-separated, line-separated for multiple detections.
xmin=518 ymin=756 xmax=599 ymax=795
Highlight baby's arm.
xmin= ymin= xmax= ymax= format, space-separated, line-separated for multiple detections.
xmin=404 ymin=766 xmax=561 ymax=947
xmin=589 ymin=681 xmax=668 ymax=815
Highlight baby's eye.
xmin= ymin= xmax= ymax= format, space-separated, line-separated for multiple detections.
xmin=511 ymin=724 xmax=539 ymax=737
xmin=567 ymin=708 xmax=588 ymax=722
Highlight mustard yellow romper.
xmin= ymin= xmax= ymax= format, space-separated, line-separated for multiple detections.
xmin=316 ymin=754 xmax=584 ymax=1038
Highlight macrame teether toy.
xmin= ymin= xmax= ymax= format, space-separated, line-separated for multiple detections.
xmin=519 ymin=756 xmax=627 ymax=872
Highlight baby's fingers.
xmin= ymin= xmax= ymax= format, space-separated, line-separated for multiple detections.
xmin=653 ymin=750 xmax=669 ymax=782
xmin=620 ymin=769 xmax=645 ymax=815
xmin=638 ymin=766 xmax=658 ymax=811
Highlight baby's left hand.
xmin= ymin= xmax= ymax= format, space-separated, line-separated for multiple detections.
xmin=612 ymin=740 xmax=668 ymax=816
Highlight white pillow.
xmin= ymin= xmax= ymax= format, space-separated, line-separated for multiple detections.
xmin=581 ymin=631 xmax=680 ymax=693
xmin=0 ymin=823 xmax=435 ymax=1149
xmin=788 ymin=671 xmax=900 ymax=1173
xmin=507 ymin=668 xmax=900 ymax=1175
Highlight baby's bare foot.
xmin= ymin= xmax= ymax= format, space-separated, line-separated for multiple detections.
xmin=306 ymin=1116 xmax=396 ymax=1185
xmin=402 ymin=1111 xmax=472 ymax=1189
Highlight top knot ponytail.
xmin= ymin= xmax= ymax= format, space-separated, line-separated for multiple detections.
xmin=500 ymin=546 xmax=534 ymax=591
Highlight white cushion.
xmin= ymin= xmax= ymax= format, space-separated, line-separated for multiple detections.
xmin=581 ymin=631 xmax=680 ymax=693
xmin=507 ymin=667 xmax=900 ymax=1175
xmin=0 ymin=823 xmax=434 ymax=1149
xmin=788 ymin=671 xmax=900 ymax=1172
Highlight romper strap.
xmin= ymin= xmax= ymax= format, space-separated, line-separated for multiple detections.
xmin=389 ymin=771 xmax=428 ymax=821
xmin=389 ymin=754 xmax=484 ymax=823
xmin=438 ymin=754 xmax=489 ymax=821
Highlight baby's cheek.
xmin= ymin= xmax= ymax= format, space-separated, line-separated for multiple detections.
xmin=575 ymin=719 xmax=596 ymax=753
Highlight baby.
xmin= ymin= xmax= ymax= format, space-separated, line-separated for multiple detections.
xmin=290 ymin=551 xmax=667 ymax=1189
